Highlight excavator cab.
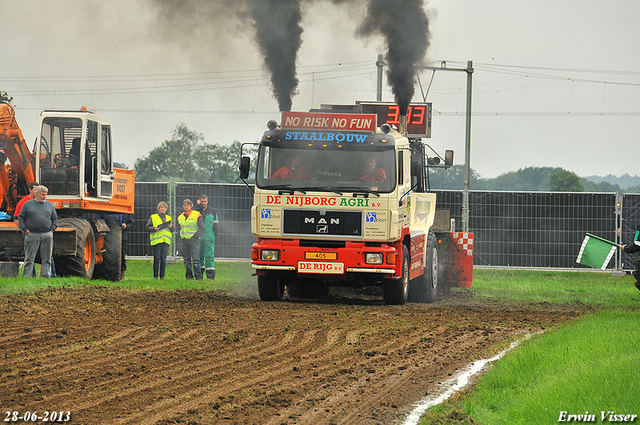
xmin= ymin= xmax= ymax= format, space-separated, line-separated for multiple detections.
xmin=37 ymin=110 xmax=113 ymax=199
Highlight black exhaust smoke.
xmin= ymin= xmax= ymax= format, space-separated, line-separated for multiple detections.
xmin=358 ymin=0 xmax=430 ymax=116
xmin=247 ymin=0 xmax=303 ymax=112
xmin=153 ymin=0 xmax=430 ymax=115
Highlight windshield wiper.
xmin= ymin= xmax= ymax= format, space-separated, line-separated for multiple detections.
xmin=261 ymin=184 xmax=307 ymax=195
xmin=298 ymin=187 xmax=344 ymax=196
xmin=329 ymin=187 xmax=381 ymax=197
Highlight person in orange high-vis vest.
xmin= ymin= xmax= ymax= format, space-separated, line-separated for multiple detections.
xmin=177 ymin=199 xmax=204 ymax=280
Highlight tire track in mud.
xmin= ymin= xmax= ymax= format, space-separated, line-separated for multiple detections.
xmin=0 ymin=287 xmax=583 ymax=425
xmin=296 ymin=327 xmax=523 ymax=424
xmin=130 ymin=327 xmax=374 ymax=424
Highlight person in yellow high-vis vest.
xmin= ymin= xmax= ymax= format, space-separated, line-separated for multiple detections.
xmin=177 ymin=199 xmax=204 ymax=280
xmin=145 ymin=201 xmax=173 ymax=279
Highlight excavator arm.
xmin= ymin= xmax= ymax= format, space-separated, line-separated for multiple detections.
xmin=0 ymin=103 xmax=36 ymax=215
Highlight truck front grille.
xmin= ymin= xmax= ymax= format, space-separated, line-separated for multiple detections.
xmin=283 ymin=209 xmax=362 ymax=238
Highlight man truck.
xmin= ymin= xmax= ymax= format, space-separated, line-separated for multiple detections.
xmin=240 ymin=107 xmax=473 ymax=304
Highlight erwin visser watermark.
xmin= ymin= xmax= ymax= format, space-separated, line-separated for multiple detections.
xmin=558 ymin=411 xmax=637 ymax=422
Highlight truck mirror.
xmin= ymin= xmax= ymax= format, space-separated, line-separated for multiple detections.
xmin=239 ymin=156 xmax=251 ymax=179
xmin=444 ymin=150 xmax=454 ymax=168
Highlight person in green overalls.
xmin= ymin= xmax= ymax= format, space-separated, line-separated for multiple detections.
xmin=195 ymin=194 xmax=219 ymax=280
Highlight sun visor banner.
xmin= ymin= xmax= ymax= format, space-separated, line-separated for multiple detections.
xmin=282 ymin=111 xmax=377 ymax=133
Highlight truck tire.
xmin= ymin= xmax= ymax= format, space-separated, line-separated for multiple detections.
xmin=409 ymin=232 xmax=439 ymax=303
xmin=93 ymin=224 xmax=122 ymax=281
xmin=383 ymin=245 xmax=409 ymax=305
xmin=55 ymin=218 xmax=96 ymax=279
xmin=258 ymin=274 xmax=284 ymax=301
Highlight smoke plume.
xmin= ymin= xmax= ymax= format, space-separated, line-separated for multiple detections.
xmin=358 ymin=0 xmax=430 ymax=115
xmin=246 ymin=0 xmax=303 ymax=112
xmin=153 ymin=0 xmax=431 ymax=114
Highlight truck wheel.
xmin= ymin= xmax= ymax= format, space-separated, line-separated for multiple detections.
xmin=55 ymin=218 xmax=96 ymax=279
xmin=258 ymin=274 xmax=284 ymax=301
xmin=93 ymin=224 xmax=122 ymax=281
xmin=383 ymin=245 xmax=409 ymax=305
xmin=409 ymin=232 xmax=439 ymax=303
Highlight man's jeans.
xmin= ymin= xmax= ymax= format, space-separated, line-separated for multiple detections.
xmin=23 ymin=232 xmax=54 ymax=278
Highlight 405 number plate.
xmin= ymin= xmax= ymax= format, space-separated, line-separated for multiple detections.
xmin=304 ymin=252 xmax=337 ymax=260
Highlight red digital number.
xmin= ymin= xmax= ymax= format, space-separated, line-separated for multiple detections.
xmin=410 ymin=106 xmax=425 ymax=125
xmin=386 ymin=105 xmax=400 ymax=124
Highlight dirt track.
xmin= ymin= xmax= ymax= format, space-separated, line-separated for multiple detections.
xmin=0 ymin=287 xmax=583 ymax=424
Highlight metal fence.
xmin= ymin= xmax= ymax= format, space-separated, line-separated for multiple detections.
xmin=127 ymin=182 xmax=640 ymax=271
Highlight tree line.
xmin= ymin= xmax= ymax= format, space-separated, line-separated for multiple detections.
xmin=133 ymin=124 xmax=255 ymax=184
xmin=428 ymin=166 xmax=640 ymax=193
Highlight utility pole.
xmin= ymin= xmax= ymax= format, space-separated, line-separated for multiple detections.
xmin=417 ymin=60 xmax=474 ymax=232
xmin=463 ymin=60 xmax=473 ymax=233
xmin=376 ymin=56 xmax=474 ymax=231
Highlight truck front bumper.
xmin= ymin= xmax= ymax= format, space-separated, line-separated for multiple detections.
xmin=251 ymin=238 xmax=402 ymax=279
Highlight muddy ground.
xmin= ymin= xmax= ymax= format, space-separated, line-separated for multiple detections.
xmin=0 ymin=286 xmax=585 ymax=425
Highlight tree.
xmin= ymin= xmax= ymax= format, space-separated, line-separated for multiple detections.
xmin=134 ymin=124 xmax=255 ymax=183
xmin=134 ymin=124 xmax=205 ymax=182
xmin=427 ymin=165 xmax=482 ymax=190
xmin=195 ymin=141 xmax=255 ymax=184
xmin=581 ymin=179 xmax=622 ymax=193
xmin=549 ymin=170 xmax=584 ymax=192
xmin=481 ymin=167 xmax=563 ymax=191
xmin=1 ymin=90 xmax=13 ymax=105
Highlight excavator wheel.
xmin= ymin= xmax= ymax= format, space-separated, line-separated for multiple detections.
xmin=54 ymin=218 xmax=96 ymax=279
xmin=93 ymin=223 xmax=122 ymax=281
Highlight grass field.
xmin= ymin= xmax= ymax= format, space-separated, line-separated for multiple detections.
xmin=1 ymin=262 xmax=639 ymax=424
xmin=420 ymin=269 xmax=640 ymax=425
xmin=0 ymin=259 xmax=256 ymax=296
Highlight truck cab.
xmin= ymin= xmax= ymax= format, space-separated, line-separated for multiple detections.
xmin=241 ymin=110 xmax=460 ymax=304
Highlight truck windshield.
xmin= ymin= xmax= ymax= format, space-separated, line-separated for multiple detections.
xmin=255 ymin=143 xmax=396 ymax=193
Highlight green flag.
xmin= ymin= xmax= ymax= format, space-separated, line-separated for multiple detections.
xmin=576 ymin=233 xmax=617 ymax=270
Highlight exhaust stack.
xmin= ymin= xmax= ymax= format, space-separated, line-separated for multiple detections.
xmin=399 ymin=114 xmax=408 ymax=136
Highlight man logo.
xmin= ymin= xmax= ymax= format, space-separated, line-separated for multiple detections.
xmin=261 ymin=209 xmax=271 ymax=219
xmin=366 ymin=212 xmax=377 ymax=222
xmin=306 ymin=217 xmax=340 ymax=224
xmin=317 ymin=225 xmax=328 ymax=233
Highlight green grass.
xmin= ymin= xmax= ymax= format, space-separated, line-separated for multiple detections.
xmin=463 ymin=310 xmax=640 ymax=424
xmin=469 ymin=268 xmax=640 ymax=307
xmin=419 ymin=268 xmax=640 ymax=425
xmin=0 ymin=259 xmax=256 ymax=296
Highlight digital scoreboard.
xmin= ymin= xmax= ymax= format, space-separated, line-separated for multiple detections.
xmin=357 ymin=102 xmax=432 ymax=138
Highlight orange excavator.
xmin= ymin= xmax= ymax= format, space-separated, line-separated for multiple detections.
xmin=0 ymin=103 xmax=135 ymax=280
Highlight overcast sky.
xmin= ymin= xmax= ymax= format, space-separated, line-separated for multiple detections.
xmin=2 ymin=0 xmax=639 ymax=179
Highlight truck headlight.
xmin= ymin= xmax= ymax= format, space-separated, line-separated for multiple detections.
xmin=365 ymin=253 xmax=384 ymax=265
xmin=261 ymin=250 xmax=279 ymax=262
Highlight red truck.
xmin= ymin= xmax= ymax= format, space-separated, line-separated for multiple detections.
xmin=240 ymin=107 xmax=473 ymax=304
